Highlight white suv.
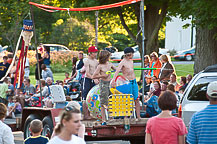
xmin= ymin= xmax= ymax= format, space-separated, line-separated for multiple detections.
xmin=179 ymin=64 xmax=217 ymax=129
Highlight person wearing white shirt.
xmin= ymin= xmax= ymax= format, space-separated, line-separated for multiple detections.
xmin=48 ymin=106 xmax=86 ymax=144
xmin=0 ymin=103 xmax=15 ymax=144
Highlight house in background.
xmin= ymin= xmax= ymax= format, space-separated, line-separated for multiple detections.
xmin=165 ymin=16 xmax=196 ymax=52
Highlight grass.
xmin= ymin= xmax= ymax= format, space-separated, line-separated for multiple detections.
xmin=29 ymin=64 xmax=194 ymax=85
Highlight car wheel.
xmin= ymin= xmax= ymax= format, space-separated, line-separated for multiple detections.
xmin=24 ymin=114 xmax=41 ymax=139
xmin=185 ymin=54 xmax=193 ymax=61
xmin=42 ymin=116 xmax=53 ymax=138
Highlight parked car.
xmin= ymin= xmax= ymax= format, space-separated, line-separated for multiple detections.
xmin=110 ymin=45 xmax=169 ymax=60
xmin=110 ymin=45 xmax=139 ymax=60
xmin=38 ymin=44 xmax=70 ymax=52
xmin=179 ymin=64 xmax=217 ymax=129
xmin=174 ymin=47 xmax=195 ymax=61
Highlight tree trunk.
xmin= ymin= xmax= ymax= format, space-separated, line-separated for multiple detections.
xmin=194 ymin=27 xmax=217 ymax=74
xmin=118 ymin=3 xmax=167 ymax=58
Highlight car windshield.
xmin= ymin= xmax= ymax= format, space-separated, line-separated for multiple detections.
xmin=188 ymin=76 xmax=217 ymax=101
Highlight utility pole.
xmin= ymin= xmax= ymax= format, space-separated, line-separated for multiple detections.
xmin=95 ymin=11 xmax=99 ymax=48
xmin=141 ymin=0 xmax=145 ymax=111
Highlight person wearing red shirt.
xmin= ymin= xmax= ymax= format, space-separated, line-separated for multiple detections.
xmin=145 ymin=90 xmax=187 ymax=144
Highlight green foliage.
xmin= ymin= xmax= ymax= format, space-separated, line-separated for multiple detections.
xmin=170 ymin=0 xmax=217 ymax=31
xmin=50 ymin=18 xmax=95 ymax=52
xmin=106 ymin=33 xmax=134 ymax=51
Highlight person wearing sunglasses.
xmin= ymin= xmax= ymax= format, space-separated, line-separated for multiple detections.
xmin=48 ymin=106 xmax=85 ymax=144
xmin=148 ymin=52 xmax=162 ymax=78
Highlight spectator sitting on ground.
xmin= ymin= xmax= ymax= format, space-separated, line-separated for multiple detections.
xmin=145 ymin=91 xmax=187 ymax=144
xmin=161 ymin=81 xmax=169 ymax=93
xmin=19 ymin=78 xmax=36 ymax=107
xmin=169 ymin=73 xmax=180 ymax=92
xmin=7 ymin=97 xmax=22 ymax=118
xmin=0 ymin=103 xmax=15 ymax=144
xmin=29 ymin=79 xmax=46 ymax=107
xmin=179 ymin=76 xmax=187 ymax=90
xmin=35 ymin=79 xmax=46 ymax=93
xmin=24 ymin=78 xmax=36 ymax=96
xmin=187 ymin=81 xmax=217 ymax=143
xmin=7 ymin=96 xmax=15 ymax=118
xmin=149 ymin=81 xmax=161 ymax=97
xmin=33 ymin=77 xmax=53 ymax=108
xmin=41 ymin=64 xmax=53 ymax=82
xmin=24 ymin=119 xmax=49 ymax=144
xmin=186 ymin=74 xmax=192 ymax=85
xmin=167 ymin=84 xmax=180 ymax=107
xmin=149 ymin=76 xmax=158 ymax=93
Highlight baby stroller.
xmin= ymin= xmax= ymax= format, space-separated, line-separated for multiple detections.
xmin=68 ymin=81 xmax=81 ymax=101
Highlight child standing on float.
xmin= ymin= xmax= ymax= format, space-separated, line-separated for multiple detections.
xmin=111 ymin=47 xmax=141 ymax=120
xmin=92 ymin=50 xmax=116 ymax=125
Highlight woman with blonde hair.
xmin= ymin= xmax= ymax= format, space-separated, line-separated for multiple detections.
xmin=48 ymin=106 xmax=85 ymax=144
xmin=148 ymin=52 xmax=162 ymax=78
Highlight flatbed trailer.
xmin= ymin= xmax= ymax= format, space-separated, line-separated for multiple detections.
xmin=5 ymin=107 xmax=147 ymax=143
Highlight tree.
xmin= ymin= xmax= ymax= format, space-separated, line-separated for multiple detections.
xmin=73 ymin=0 xmax=170 ymax=56
xmin=50 ymin=18 xmax=95 ymax=52
xmin=176 ymin=0 xmax=217 ymax=73
xmin=0 ymin=0 xmax=29 ymax=50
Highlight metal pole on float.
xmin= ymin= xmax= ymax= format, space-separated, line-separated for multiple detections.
xmin=140 ymin=0 xmax=145 ymax=111
xmin=95 ymin=11 xmax=99 ymax=48
xmin=30 ymin=4 xmax=43 ymax=107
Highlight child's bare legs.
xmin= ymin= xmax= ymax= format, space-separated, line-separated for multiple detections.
xmin=83 ymin=101 xmax=92 ymax=120
xmin=135 ymin=99 xmax=141 ymax=120
xmin=101 ymin=105 xmax=106 ymax=122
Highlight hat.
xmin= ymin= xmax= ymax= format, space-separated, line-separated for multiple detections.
xmin=207 ymin=81 xmax=217 ymax=98
xmin=124 ymin=47 xmax=134 ymax=54
xmin=21 ymin=20 xmax=33 ymax=31
xmin=88 ymin=46 xmax=98 ymax=53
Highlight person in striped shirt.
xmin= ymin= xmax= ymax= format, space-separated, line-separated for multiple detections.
xmin=187 ymin=81 xmax=217 ymax=144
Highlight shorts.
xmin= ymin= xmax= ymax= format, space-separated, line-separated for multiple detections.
xmin=99 ymin=80 xmax=111 ymax=106
xmin=129 ymin=79 xmax=139 ymax=100
xmin=82 ymin=77 xmax=95 ymax=100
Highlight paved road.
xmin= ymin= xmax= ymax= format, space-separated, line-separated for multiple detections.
xmin=113 ymin=61 xmax=194 ymax=66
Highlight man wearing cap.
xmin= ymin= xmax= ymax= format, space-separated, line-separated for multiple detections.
xmin=187 ymin=81 xmax=217 ymax=144
xmin=111 ymin=47 xmax=141 ymax=120
xmin=82 ymin=46 xmax=99 ymax=119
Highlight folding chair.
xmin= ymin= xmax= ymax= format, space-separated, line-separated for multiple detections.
xmin=107 ymin=94 xmax=136 ymax=119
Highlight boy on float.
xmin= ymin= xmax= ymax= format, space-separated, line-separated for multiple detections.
xmin=92 ymin=50 xmax=116 ymax=125
xmin=111 ymin=47 xmax=141 ymax=120
xmin=82 ymin=46 xmax=99 ymax=120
